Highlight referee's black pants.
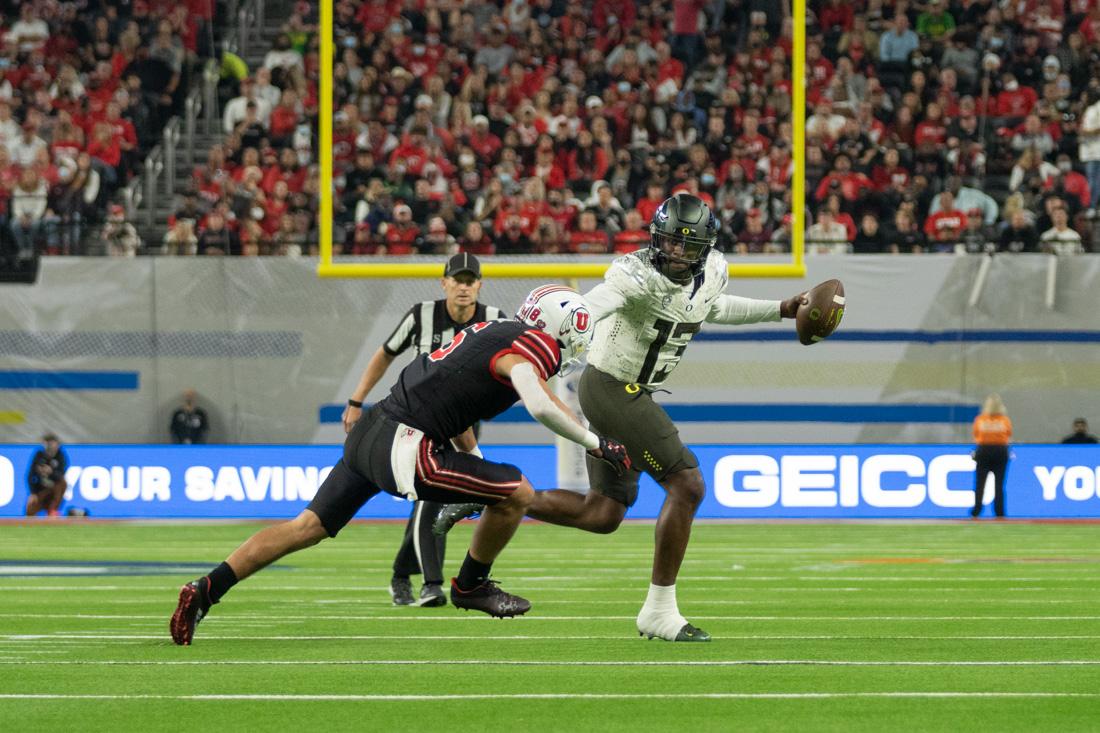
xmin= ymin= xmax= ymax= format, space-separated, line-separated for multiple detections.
xmin=391 ymin=421 xmax=482 ymax=585
xmin=391 ymin=500 xmax=447 ymax=585
xmin=973 ymin=445 xmax=1009 ymax=517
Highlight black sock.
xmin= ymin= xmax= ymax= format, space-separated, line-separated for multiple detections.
xmin=456 ymin=552 xmax=492 ymax=591
xmin=206 ymin=562 xmax=238 ymax=604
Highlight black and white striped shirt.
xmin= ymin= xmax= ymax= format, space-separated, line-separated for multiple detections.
xmin=383 ymin=300 xmax=508 ymax=357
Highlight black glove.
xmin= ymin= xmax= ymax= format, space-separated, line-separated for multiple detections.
xmin=588 ymin=436 xmax=632 ymax=476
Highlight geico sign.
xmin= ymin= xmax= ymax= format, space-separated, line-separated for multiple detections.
xmin=714 ymin=454 xmax=980 ymax=509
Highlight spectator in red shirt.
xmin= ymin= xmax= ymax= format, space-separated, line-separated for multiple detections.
xmin=269 ymin=88 xmax=302 ymax=147
xmin=914 ymin=101 xmax=949 ymax=150
xmin=467 ymin=115 xmax=502 ymax=164
xmin=1047 ymin=153 xmax=1091 ymax=208
xmin=738 ymin=207 xmax=774 ymax=253
xmin=86 ymin=121 xmax=120 ymax=187
xmin=529 ymin=135 xmax=566 ymax=190
xmin=996 ymin=73 xmax=1039 ymax=119
xmin=655 ymin=41 xmax=685 ymax=85
xmin=872 ymin=147 xmax=912 ymax=192
xmin=613 ymin=209 xmax=650 ymax=253
xmin=545 ymin=187 xmax=577 ymax=233
xmin=635 ymin=180 xmax=666 ymax=224
xmin=381 ymin=203 xmax=421 ymax=255
xmin=820 ymin=0 xmax=855 ymax=34
xmin=388 ymin=127 xmax=431 ymax=179
xmin=737 ymin=111 xmax=770 ymax=159
xmin=459 ymin=220 xmax=494 ymax=255
xmin=567 ymin=209 xmax=611 ymax=253
xmin=495 ymin=214 xmax=535 ymax=254
xmin=923 ymin=190 xmax=969 ymax=246
xmin=565 ymin=130 xmax=610 ymax=191
xmin=671 ymin=0 xmax=707 ymax=70
xmin=814 ymin=154 xmax=875 ymax=204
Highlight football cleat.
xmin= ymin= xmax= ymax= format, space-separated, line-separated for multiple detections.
xmin=389 ymin=576 xmax=415 ymax=606
xmin=170 ymin=578 xmax=212 ymax=646
xmin=432 ymin=502 xmax=482 ymax=536
xmin=639 ymin=622 xmax=712 ymax=642
xmin=450 ymin=577 xmax=531 ymax=618
xmin=418 ymin=582 xmax=447 ymax=607
xmin=637 ymin=607 xmax=712 ymax=642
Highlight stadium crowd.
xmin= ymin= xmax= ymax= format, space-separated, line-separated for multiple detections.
xmin=0 ymin=1 xmax=214 ymax=264
xmin=9 ymin=0 xmax=1100 ymax=258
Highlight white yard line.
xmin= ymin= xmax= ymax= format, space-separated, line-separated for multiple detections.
xmin=1 ymin=659 xmax=1098 ymax=667
xmin=6 ymin=632 xmax=1100 ymax=643
xmin=0 ymin=692 xmax=1096 ymax=701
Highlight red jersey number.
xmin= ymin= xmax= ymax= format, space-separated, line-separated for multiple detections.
xmin=428 ymin=322 xmax=491 ymax=362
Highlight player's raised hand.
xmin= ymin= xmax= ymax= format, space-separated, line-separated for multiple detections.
xmin=588 ymin=436 xmax=632 ymax=476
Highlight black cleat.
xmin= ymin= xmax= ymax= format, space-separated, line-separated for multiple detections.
xmin=419 ymin=583 xmax=447 ymax=607
xmin=432 ymin=502 xmax=483 ymax=536
xmin=637 ymin=615 xmax=712 ymax=642
xmin=170 ymin=578 xmax=212 ymax=646
xmin=450 ymin=577 xmax=531 ymax=618
xmin=390 ymin=576 xmax=415 ymax=606
xmin=672 ymin=623 xmax=711 ymax=642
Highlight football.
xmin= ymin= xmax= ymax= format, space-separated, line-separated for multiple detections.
xmin=795 ymin=279 xmax=845 ymax=345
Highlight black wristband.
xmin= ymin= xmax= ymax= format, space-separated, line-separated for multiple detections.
xmin=347 ymin=399 xmax=363 ymax=408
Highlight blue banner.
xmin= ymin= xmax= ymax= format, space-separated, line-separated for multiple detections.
xmin=0 ymin=444 xmax=1097 ymax=519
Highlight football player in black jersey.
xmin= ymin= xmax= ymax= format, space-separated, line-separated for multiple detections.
xmin=170 ymin=285 xmax=630 ymax=645
xmin=342 ymin=253 xmax=507 ymax=609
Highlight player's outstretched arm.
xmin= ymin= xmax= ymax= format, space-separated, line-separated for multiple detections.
xmin=342 ymin=347 xmax=396 ymax=433
xmin=496 ymin=354 xmax=630 ymax=475
xmin=707 ymin=293 xmax=807 ymax=325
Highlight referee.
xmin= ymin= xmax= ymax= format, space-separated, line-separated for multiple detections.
xmin=341 ymin=253 xmax=505 ymax=606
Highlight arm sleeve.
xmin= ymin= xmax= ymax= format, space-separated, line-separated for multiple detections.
xmin=511 ymin=362 xmax=599 ymax=450
xmin=584 ymin=281 xmax=629 ymax=322
xmin=706 ymin=294 xmax=783 ymax=325
xmin=382 ymin=307 xmax=417 ymax=356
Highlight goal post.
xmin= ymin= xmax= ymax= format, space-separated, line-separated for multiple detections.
xmin=317 ymin=0 xmax=806 ymax=279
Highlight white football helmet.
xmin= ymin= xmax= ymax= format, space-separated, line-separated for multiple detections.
xmin=516 ymin=284 xmax=594 ymax=375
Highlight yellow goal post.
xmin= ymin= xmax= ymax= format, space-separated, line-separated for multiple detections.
xmin=317 ymin=0 xmax=806 ymax=280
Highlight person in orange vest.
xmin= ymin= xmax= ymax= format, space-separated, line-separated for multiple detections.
xmin=971 ymin=394 xmax=1012 ymax=518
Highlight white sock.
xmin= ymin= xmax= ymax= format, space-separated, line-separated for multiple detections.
xmin=642 ymin=583 xmax=679 ymax=614
xmin=638 ymin=583 xmax=688 ymax=639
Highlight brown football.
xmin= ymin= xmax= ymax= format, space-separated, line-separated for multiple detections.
xmin=795 ymin=279 xmax=845 ymax=345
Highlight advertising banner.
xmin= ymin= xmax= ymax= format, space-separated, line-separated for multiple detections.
xmin=1 ymin=444 xmax=1097 ymax=519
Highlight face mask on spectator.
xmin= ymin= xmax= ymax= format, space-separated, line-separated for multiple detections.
xmin=1058 ymin=161 xmax=1072 ymax=172
xmin=701 ymin=173 xmax=716 ymax=187
xmin=459 ymin=153 xmax=475 ymax=167
xmin=1005 ymin=80 xmax=1019 ymax=91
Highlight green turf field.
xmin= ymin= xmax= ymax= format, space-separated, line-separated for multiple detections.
xmin=0 ymin=519 xmax=1098 ymax=731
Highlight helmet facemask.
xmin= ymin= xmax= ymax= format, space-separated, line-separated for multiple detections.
xmin=650 ymin=227 xmax=713 ymax=284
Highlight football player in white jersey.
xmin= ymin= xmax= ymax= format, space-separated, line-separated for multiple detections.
xmin=439 ymin=193 xmax=805 ymax=641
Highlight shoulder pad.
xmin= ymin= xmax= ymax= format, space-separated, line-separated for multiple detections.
xmin=605 ymin=251 xmax=658 ymax=298
xmin=705 ymin=249 xmax=729 ymax=290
